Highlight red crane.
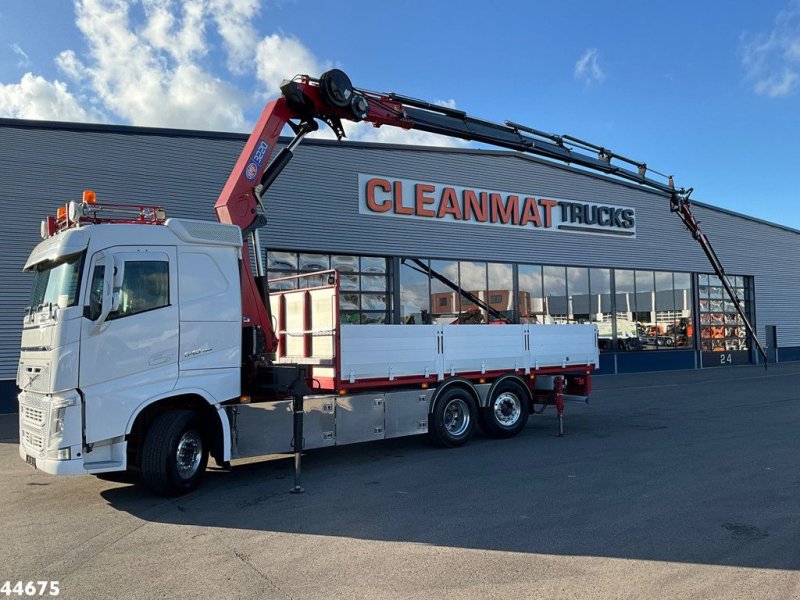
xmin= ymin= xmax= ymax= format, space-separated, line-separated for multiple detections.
xmin=214 ymin=69 xmax=767 ymax=367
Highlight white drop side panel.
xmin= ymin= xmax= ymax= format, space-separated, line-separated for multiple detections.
xmin=339 ymin=325 xmax=440 ymax=382
xmin=528 ymin=324 xmax=598 ymax=369
xmin=442 ymin=325 xmax=526 ymax=375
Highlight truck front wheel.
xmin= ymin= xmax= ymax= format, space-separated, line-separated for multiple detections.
xmin=141 ymin=410 xmax=209 ymax=496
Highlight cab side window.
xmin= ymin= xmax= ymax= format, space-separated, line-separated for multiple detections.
xmin=114 ymin=261 xmax=169 ymax=318
xmin=87 ymin=264 xmax=105 ymax=320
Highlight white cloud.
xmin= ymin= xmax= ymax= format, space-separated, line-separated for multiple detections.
xmin=207 ymin=0 xmax=260 ymax=74
xmin=255 ymin=33 xmax=321 ymax=96
xmin=2 ymin=0 xmax=468 ymax=152
xmin=741 ymin=1 xmax=800 ymax=97
xmin=10 ymin=44 xmax=30 ymax=68
xmin=0 ymin=73 xmax=102 ymax=121
xmin=574 ymin=48 xmax=605 ymax=85
xmin=342 ymin=121 xmax=469 ymax=147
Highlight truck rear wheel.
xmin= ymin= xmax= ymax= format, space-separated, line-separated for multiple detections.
xmin=141 ymin=410 xmax=208 ymax=496
xmin=429 ymin=387 xmax=477 ymax=448
xmin=481 ymin=380 xmax=530 ymax=438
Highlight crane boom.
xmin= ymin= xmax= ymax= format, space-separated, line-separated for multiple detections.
xmin=214 ymin=69 xmax=767 ymax=366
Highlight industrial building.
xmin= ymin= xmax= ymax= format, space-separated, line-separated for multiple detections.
xmin=1 ymin=117 xmax=798 ymax=412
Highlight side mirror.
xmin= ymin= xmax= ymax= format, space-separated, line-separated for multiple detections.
xmin=91 ymin=260 xmax=116 ymax=333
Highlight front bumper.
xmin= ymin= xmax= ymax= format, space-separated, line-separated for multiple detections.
xmin=18 ymin=445 xmax=88 ymax=475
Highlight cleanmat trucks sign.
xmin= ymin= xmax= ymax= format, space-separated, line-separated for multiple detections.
xmin=358 ymin=174 xmax=636 ymax=237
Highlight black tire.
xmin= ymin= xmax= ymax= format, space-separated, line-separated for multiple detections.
xmin=481 ymin=380 xmax=530 ymax=439
xmin=141 ymin=410 xmax=208 ymax=497
xmin=429 ymin=386 xmax=477 ymax=448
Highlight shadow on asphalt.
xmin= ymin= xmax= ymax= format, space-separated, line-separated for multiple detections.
xmin=98 ymin=364 xmax=800 ymax=573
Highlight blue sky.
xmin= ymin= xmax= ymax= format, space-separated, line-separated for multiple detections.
xmin=1 ymin=0 xmax=798 ymax=229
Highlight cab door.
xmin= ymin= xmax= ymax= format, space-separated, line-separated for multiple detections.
xmin=79 ymin=246 xmax=179 ymax=444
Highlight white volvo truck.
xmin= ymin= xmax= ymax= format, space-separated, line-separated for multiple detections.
xmin=17 ymin=70 xmax=761 ymax=496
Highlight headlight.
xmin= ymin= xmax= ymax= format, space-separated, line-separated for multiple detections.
xmin=51 ymin=407 xmax=67 ymax=436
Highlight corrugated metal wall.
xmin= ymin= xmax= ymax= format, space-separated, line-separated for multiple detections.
xmin=1 ymin=120 xmax=798 ymax=381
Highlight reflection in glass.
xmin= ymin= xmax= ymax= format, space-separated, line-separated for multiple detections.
xmin=458 ymin=261 xmax=487 ymax=324
xmin=518 ymin=265 xmax=543 ymax=324
xmin=430 ymin=259 xmax=460 ymax=323
xmin=331 ymin=255 xmax=358 ymax=272
xmin=299 ymin=253 xmax=329 ymax=271
xmin=361 ymin=275 xmax=386 ymax=291
xmin=543 ymin=266 xmax=567 ymax=323
xmin=268 ymin=251 xmax=297 ymax=270
xmin=590 ymin=268 xmax=612 ymax=352
xmin=361 ymin=294 xmax=387 ymax=310
xmin=567 ymin=267 xmax=590 ymax=323
xmin=361 ymin=256 xmax=387 ymax=273
xmin=614 ymin=270 xmax=639 ymax=351
xmin=488 ymin=263 xmax=513 ymax=322
xmin=400 ymin=258 xmax=430 ymax=324
xmin=339 ymin=274 xmax=359 ymax=291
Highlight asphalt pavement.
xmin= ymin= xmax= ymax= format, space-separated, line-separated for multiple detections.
xmin=1 ymin=363 xmax=799 ymax=599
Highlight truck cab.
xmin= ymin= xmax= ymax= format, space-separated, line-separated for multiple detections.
xmin=18 ymin=213 xmax=242 ymax=482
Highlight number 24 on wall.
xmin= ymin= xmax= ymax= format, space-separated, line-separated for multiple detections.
xmin=720 ymin=353 xmax=733 ymax=365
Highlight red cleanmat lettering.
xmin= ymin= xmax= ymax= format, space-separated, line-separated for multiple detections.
xmin=415 ymin=183 xmax=436 ymax=217
xmin=539 ymin=198 xmax=558 ymax=228
xmin=519 ymin=196 xmax=542 ymax=227
xmin=437 ymin=187 xmax=463 ymax=220
xmin=463 ymin=189 xmax=487 ymax=222
xmin=393 ymin=180 xmax=413 ymax=215
xmin=491 ymin=193 xmax=518 ymax=224
xmin=365 ymin=178 xmax=392 ymax=213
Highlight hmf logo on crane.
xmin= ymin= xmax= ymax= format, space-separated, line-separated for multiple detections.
xmin=358 ymin=174 xmax=636 ymax=237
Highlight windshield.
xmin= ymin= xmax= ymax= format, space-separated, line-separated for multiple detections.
xmin=27 ymin=252 xmax=85 ymax=311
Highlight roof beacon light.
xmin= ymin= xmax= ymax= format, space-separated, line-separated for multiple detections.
xmin=56 ymin=207 xmax=66 ymax=221
xmin=83 ymin=190 xmax=96 ymax=204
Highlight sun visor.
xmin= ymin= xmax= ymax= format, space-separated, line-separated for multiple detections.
xmin=23 ymin=227 xmax=91 ymax=271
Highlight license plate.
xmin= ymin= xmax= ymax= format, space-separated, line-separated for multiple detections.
xmin=25 ymin=454 xmax=37 ymax=469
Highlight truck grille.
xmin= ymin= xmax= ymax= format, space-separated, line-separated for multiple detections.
xmin=21 ymin=429 xmax=44 ymax=452
xmin=21 ymin=405 xmax=46 ymax=427
xmin=18 ymin=364 xmax=50 ymax=393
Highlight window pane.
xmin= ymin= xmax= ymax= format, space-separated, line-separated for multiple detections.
xmin=543 ymin=266 xmax=567 ymax=324
xmin=299 ymin=253 xmax=329 ymax=271
xmin=653 ymin=272 xmax=676 ymax=350
xmin=567 ymin=267 xmax=589 ymax=323
xmin=360 ymin=312 xmax=387 ymax=324
xmin=87 ymin=264 xmax=105 ymax=320
xmin=430 ymin=259 xmax=459 ymax=323
xmin=634 ymin=271 xmax=656 ymax=350
xmin=339 ymin=274 xmax=359 ymax=291
xmin=614 ymin=269 xmax=640 ymax=351
xmin=331 ymin=255 xmax=358 ymax=272
xmin=340 ymin=293 xmax=359 ymax=310
xmin=487 ymin=263 xmax=513 ymax=323
xmin=115 ymin=261 xmax=169 ymax=318
xmin=459 ymin=261 xmax=487 ymax=324
xmin=360 ymin=256 xmax=387 ymax=273
xmin=673 ymin=273 xmax=694 ymax=349
xmin=361 ymin=275 xmax=387 ymax=292
xmin=267 ymin=251 xmax=297 ymax=270
xmin=590 ymin=268 xmax=612 ymax=352
xmin=518 ymin=264 xmax=543 ymax=324
xmin=400 ymin=258 xmax=430 ymax=324
xmin=361 ymin=293 xmax=387 ymax=310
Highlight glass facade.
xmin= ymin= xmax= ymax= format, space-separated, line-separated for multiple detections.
xmin=266 ymin=248 xmax=764 ymax=358
xmin=698 ymin=274 xmax=751 ymax=352
xmin=267 ymin=251 xmax=390 ymax=324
